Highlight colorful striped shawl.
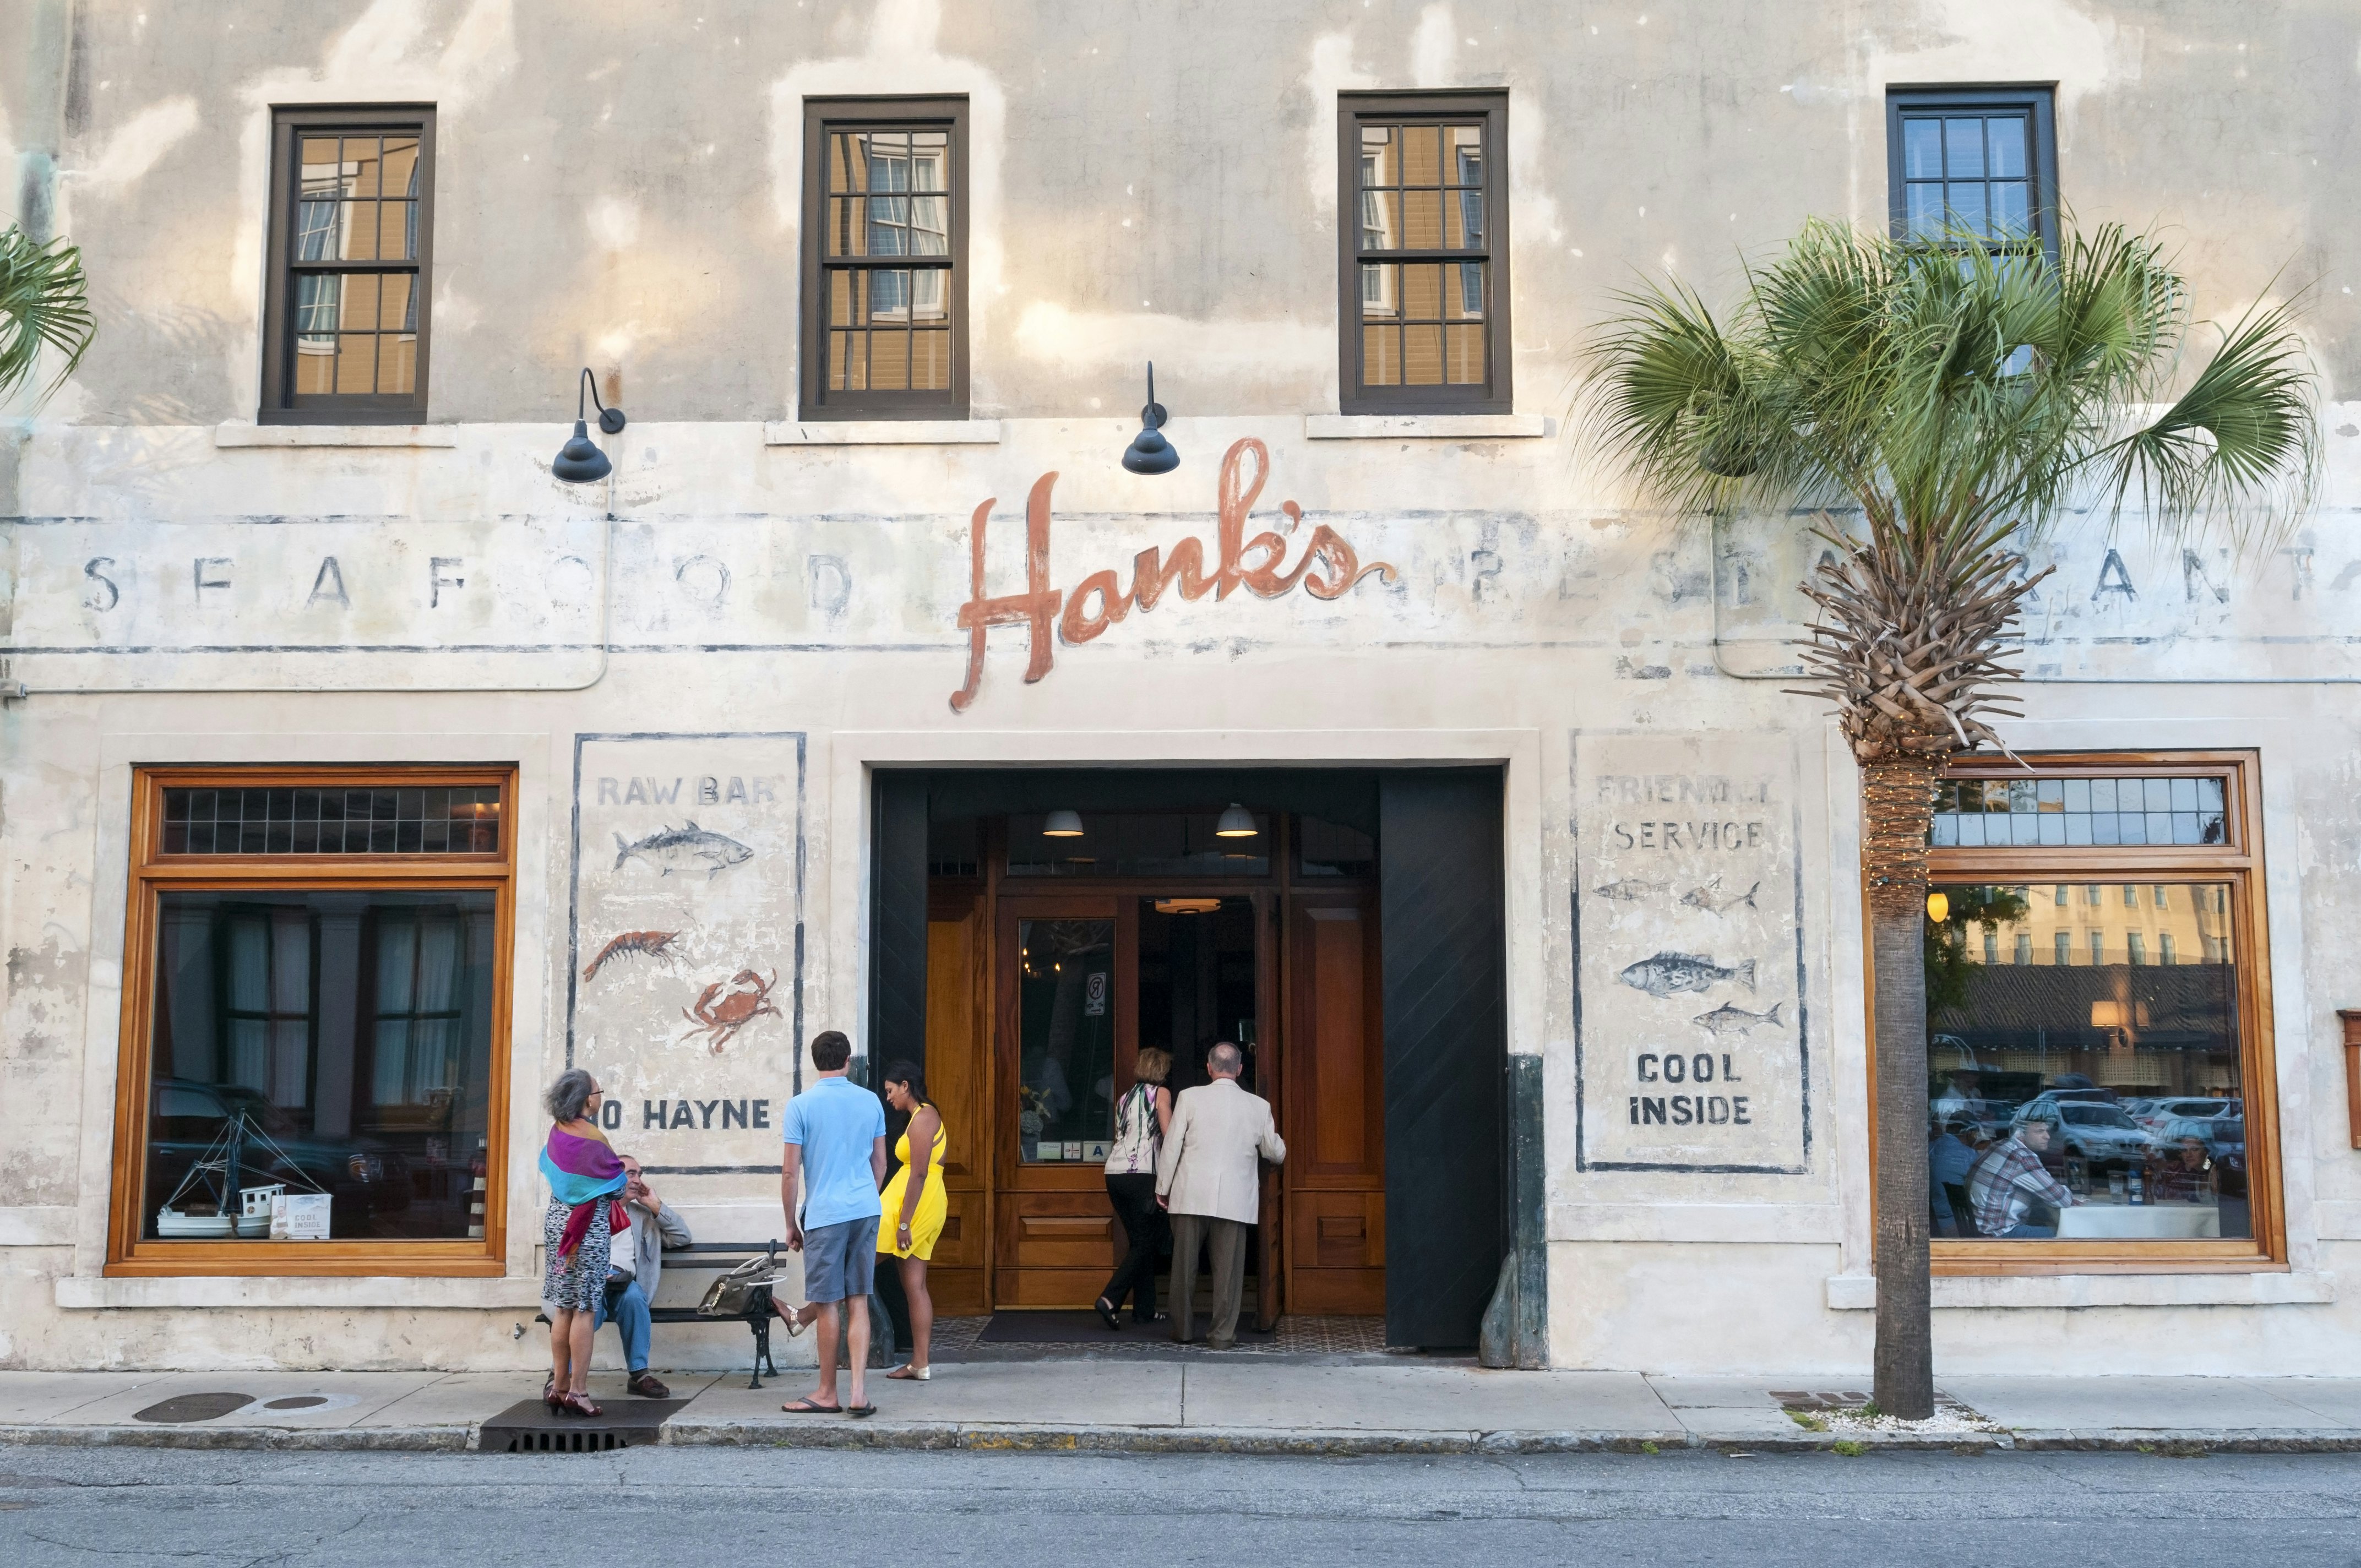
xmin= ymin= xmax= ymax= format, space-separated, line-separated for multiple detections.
xmin=541 ymin=1123 xmax=629 ymax=1263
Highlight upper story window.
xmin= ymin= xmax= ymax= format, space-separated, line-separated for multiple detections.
xmin=800 ymin=97 xmax=969 ymax=420
xmin=1919 ymin=752 xmax=2278 ymax=1273
xmin=260 ymin=107 xmax=436 ymax=424
xmin=1885 ymin=86 xmax=2058 ymax=258
xmin=1337 ymin=91 xmax=1510 ymax=415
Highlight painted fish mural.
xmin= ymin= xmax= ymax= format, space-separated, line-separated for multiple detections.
xmin=1680 ymin=876 xmax=1761 ymax=914
xmin=1693 ymin=1000 xmax=1782 ymax=1039
xmin=1593 ymin=878 xmax=1669 ymax=902
xmin=1618 ymin=951 xmax=1758 ymax=998
xmin=581 ymin=929 xmax=682 ymax=982
xmin=614 ymin=822 xmax=754 ymax=880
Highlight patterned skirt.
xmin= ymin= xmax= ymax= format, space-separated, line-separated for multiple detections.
xmin=541 ymin=1195 xmax=613 ymax=1313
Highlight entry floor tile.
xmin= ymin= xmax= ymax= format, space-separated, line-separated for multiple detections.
xmin=1939 ymin=1374 xmax=2329 ymax=1431
xmin=40 ymin=1370 xmax=445 ymax=1429
xmin=1180 ymin=1362 xmax=1676 ymax=1434
xmin=0 ymin=1371 xmax=174 ymax=1424
xmin=672 ymin=1357 xmax=1185 ymax=1429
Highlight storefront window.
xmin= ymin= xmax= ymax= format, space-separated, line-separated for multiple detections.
xmin=1921 ymin=754 xmax=2275 ymax=1265
xmin=111 ymin=766 xmax=514 ymax=1275
xmin=1015 ymin=918 xmax=1116 ymax=1162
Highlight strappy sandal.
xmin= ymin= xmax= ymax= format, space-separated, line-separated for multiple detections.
xmin=558 ymin=1390 xmax=602 ymax=1418
xmin=543 ymin=1376 xmax=561 ymax=1413
xmin=886 ymin=1364 xmax=931 ymax=1381
xmin=770 ymin=1299 xmax=812 ymax=1338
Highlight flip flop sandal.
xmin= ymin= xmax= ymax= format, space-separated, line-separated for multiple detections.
xmin=886 ymin=1364 xmax=931 ymax=1381
xmin=847 ymin=1404 xmax=878 ymax=1418
xmin=780 ymin=1396 xmax=842 ymax=1414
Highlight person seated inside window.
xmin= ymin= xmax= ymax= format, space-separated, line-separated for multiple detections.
xmin=1966 ymin=1112 xmax=2077 ymax=1238
xmin=2146 ymin=1135 xmax=2216 ymax=1205
xmin=1928 ymin=1116 xmax=1978 ymax=1237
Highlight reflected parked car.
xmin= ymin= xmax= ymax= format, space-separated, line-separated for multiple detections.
xmin=2018 ymin=1100 xmax=2157 ymax=1166
xmin=2154 ymin=1114 xmax=2246 ymax=1195
xmin=2135 ymin=1098 xmax=2237 ymax=1131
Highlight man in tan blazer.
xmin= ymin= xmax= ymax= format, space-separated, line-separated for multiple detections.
xmin=1156 ymin=1042 xmax=1286 ymax=1347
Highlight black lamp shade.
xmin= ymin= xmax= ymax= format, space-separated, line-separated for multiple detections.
xmin=552 ymin=419 xmax=612 ymax=483
xmin=1123 ymin=423 xmax=1179 ymax=475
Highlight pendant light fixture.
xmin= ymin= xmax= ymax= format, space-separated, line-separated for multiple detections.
xmin=1042 ymin=809 xmax=1084 ymax=837
xmin=1214 ymin=803 xmax=1258 ymax=837
xmin=551 ymin=367 xmax=628 ymax=484
xmin=1120 ymin=362 xmax=1179 ymax=475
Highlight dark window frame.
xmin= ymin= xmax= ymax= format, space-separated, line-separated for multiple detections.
xmin=1335 ymin=90 xmax=1512 ymax=416
xmin=1885 ymin=84 xmax=2059 ymax=262
xmin=798 ymin=95 xmax=970 ymax=421
xmin=259 ymin=105 xmax=437 ymax=426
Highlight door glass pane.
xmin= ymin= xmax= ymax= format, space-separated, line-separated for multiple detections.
xmin=1016 ymin=918 xmax=1116 ymax=1163
xmin=1926 ymin=882 xmax=2247 ymax=1243
xmin=144 ymin=889 xmax=498 ymax=1242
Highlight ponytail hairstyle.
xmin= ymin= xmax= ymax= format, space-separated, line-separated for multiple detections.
xmin=882 ymin=1058 xmax=932 ymax=1109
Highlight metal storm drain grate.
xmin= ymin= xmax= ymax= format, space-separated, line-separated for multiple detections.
xmin=134 ymin=1392 xmax=255 ymax=1424
xmin=477 ymin=1397 xmax=687 ymax=1455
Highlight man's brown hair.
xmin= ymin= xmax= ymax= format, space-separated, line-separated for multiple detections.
xmin=811 ymin=1030 xmax=853 ymax=1071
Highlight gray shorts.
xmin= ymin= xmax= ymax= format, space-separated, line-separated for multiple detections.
xmin=801 ymin=1215 xmax=879 ymax=1302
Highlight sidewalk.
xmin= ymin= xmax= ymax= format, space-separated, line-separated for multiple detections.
xmin=8 ymin=1358 xmax=2361 ymax=1455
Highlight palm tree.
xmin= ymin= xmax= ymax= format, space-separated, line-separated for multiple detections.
xmin=0 ymin=225 xmax=96 ymax=406
xmin=1587 ymin=219 xmax=2315 ymax=1418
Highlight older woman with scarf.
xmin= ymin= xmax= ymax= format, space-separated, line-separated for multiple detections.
xmin=541 ymin=1068 xmax=630 ymax=1417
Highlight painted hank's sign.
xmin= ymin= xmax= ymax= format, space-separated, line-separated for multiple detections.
xmin=950 ymin=437 xmax=1397 ymax=710
xmin=1573 ymin=732 xmax=1809 ymax=1174
xmin=567 ymin=733 xmax=806 ymax=1172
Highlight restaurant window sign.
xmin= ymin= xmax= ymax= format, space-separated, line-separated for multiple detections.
xmin=1920 ymin=751 xmax=2280 ymax=1271
xmin=107 ymin=766 xmax=515 ymax=1277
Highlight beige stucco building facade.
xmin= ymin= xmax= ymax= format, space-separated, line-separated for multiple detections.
xmin=2 ymin=0 xmax=2358 ymax=1378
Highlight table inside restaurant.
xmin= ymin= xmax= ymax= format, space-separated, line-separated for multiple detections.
xmin=2055 ymin=1200 xmax=2221 ymax=1239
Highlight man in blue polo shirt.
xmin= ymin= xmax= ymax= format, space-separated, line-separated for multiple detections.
xmin=778 ymin=1030 xmax=888 ymax=1415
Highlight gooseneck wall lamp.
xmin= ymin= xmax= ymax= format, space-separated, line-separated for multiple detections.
xmin=1121 ymin=362 xmax=1179 ymax=475
xmin=552 ymin=367 xmax=628 ymax=484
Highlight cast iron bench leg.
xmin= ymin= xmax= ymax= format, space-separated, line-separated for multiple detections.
xmin=749 ymin=1314 xmax=770 ymax=1390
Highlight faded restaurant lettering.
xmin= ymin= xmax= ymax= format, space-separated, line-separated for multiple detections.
xmin=950 ymin=437 xmax=1397 ymax=711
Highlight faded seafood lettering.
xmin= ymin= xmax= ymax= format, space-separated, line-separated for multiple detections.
xmin=1693 ymin=1001 xmax=1782 ymax=1040
xmin=1618 ymin=951 xmax=1758 ymax=998
xmin=1592 ymin=878 xmax=1669 ymax=902
xmin=581 ymin=929 xmax=682 ymax=982
xmin=682 ymin=968 xmax=780 ymax=1053
xmin=1681 ymin=876 xmax=1761 ymax=915
xmin=614 ymin=821 xmax=754 ymax=880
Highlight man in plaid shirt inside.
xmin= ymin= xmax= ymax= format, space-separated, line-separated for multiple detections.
xmin=1967 ymin=1110 xmax=2079 ymax=1238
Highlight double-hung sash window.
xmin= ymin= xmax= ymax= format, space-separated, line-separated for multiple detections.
xmin=262 ymin=106 xmax=436 ymax=423
xmin=1337 ymin=92 xmax=1511 ymax=415
xmin=799 ymin=97 xmax=969 ymax=419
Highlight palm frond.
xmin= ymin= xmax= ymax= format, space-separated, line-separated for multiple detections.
xmin=0 ymin=226 xmax=97 ymax=407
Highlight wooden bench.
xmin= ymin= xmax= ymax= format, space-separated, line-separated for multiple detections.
xmin=537 ymin=1239 xmax=788 ymax=1390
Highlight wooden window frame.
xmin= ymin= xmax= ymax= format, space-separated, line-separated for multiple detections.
xmin=798 ymin=95 xmax=970 ymax=421
xmin=1866 ymin=749 xmax=2283 ymax=1275
xmin=1885 ymin=84 xmax=2060 ymax=264
xmin=259 ymin=105 xmax=437 ymax=426
xmin=1335 ymin=90 xmax=1513 ymax=416
xmin=106 ymin=764 xmax=516 ymax=1277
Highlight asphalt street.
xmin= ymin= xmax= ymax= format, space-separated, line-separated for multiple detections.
xmin=4 ymin=1445 xmax=2360 ymax=1566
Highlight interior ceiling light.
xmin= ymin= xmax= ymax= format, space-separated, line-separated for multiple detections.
xmin=1154 ymin=898 xmax=1223 ymax=916
xmin=1214 ymin=803 xmax=1259 ymax=837
xmin=1042 ymin=809 xmax=1084 ymax=837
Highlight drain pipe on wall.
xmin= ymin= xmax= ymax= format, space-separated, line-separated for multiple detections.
xmin=1706 ymin=514 xmax=2361 ymax=689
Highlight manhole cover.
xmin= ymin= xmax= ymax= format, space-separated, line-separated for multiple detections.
xmin=133 ymin=1392 xmax=254 ymax=1424
xmin=263 ymin=1396 xmax=329 ymax=1411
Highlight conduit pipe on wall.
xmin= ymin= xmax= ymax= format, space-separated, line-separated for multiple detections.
xmin=1705 ymin=514 xmax=2361 ymax=688
xmin=1 ymin=479 xmax=619 ymax=700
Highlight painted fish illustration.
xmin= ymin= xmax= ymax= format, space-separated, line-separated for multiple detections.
xmin=614 ymin=821 xmax=754 ymax=880
xmin=1618 ymin=951 xmax=1757 ymax=998
xmin=1593 ymin=878 xmax=1669 ymax=902
xmin=1681 ymin=876 xmax=1761 ymax=915
xmin=581 ymin=929 xmax=682 ymax=983
xmin=1693 ymin=1000 xmax=1782 ymax=1040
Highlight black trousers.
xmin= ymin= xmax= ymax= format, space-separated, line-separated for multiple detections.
xmin=1101 ymin=1173 xmax=1167 ymax=1321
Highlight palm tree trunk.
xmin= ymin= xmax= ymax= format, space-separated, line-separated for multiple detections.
xmin=1862 ymin=753 xmax=1939 ymax=1419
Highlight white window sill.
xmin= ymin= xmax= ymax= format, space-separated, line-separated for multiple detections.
xmin=1825 ymin=1271 xmax=2332 ymax=1311
xmin=765 ymin=418 xmax=1001 ymax=446
xmin=56 ymin=1275 xmax=541 ymax=1311
xmin=214 ymin=423 xmax=457 ymax=448
xmin=1304 ymin=413 xmax=1551 ymax=440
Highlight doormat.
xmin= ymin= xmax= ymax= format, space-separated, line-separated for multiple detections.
xmin=978 ymin=1310 xmax=1276 ymax=1347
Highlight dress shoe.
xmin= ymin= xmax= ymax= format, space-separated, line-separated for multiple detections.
xmin=627 ymin=1371 xmax=671 ymax=1398
xmin=1205 ymin=1337 xmax=1236 ymax=1351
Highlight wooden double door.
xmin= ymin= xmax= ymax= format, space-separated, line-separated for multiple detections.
xmin=920 ymin=880 xmax=1384 ymax=1319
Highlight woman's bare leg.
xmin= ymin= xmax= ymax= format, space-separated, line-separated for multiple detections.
xmin=564 ymin=1307 xmax=595 ymax=1393
xmin=548 ymin=1307 xmax=574 ymax=1393
xmin=901 ymin=1256 xmax=932 ymax=1372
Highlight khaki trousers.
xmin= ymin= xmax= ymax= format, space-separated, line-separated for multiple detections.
xmin=1168 ymin=1213 xmax=1247 ymax=1345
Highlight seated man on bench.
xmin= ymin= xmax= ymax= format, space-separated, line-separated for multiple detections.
xmin=596 ymin=1154 xmax=693 ymax=1397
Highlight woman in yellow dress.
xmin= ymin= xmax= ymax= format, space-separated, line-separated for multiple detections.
xmin=877 ymin=1059 xmax=946 ymax=1381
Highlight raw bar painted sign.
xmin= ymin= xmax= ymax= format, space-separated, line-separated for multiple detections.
xmin=950 ymin=437 xmax=1396 ymax=710
xmin=1573 ymin=732 xmax=1809 ymax=1173
xmin=567 ymin=732 xmax=806 ymax=1174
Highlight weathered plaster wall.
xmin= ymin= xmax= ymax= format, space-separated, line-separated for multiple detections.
xmin=2 ymin=0 xmax=2359 ymax=1374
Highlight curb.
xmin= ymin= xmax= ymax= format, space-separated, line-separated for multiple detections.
xmin=0 ymin=1423 xmax=472 ymax=1452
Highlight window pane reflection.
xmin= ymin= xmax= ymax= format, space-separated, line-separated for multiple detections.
xmin=1926 ymin=882 xmax=2246 ymax=1243
xmin=1016 ymin=918 xmax=1115 ymax=1163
